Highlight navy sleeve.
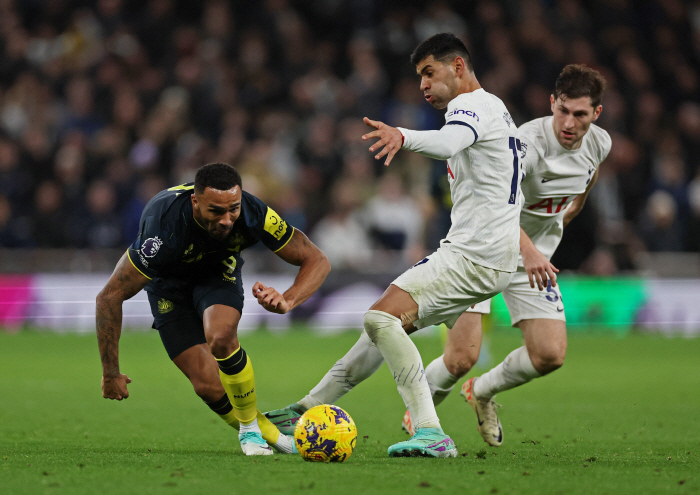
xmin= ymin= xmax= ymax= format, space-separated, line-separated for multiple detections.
xmin=244 ymin=193 xmax=295 ymax=252
xmin=127 ymin=214 xmax=180 ymax=279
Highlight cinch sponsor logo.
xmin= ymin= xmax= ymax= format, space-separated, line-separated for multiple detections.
xmin=233 ymin=388 xmax=254 ymax=399
xmin=447 ymin=109 xmax=479 ymax=121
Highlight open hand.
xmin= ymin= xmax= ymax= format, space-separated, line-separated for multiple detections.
xmin=362 ymin=117 xmax=404 ymax=166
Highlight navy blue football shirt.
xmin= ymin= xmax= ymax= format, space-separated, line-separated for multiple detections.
xmin=127 ymin=183 xmax=294 ymax=304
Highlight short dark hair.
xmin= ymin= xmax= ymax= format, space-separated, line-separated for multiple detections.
xmin=194 ymin=162 xmax=242 ymax=194
xmin=554 ymin=64 xmax=607 ymax=108
xmin=410 ymin=33 xmax=473 ymax=71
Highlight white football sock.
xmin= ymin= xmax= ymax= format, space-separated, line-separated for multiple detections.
xmin=272 ymin=434 xmax=295 ymax=454
xmin=425 ymin=354 xmax=458 ymax=406
xmin=473 ymin=346 xmax=541 ymax=399
xmin=238 ymin=416 xmax=262 ymax=435
xmin=298 ymin=330 xmax=384 ymax=411
xmin=364 ymin=310 xmax=440 ymax=430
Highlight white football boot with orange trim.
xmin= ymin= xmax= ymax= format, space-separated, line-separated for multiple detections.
xmin=461 ymin=377 xmax=503 ymax=447
xmin=401 ymin=410 xmax=416 ymax=436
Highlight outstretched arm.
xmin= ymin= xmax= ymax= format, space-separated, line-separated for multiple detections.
xmin=96 ymin=251 xmax=150 ymax=400
xmin=362 ymin=117 xmax=477 ymax=165
xmin=252 ymin=229 xmax=331 ymax=314
xmin=564 ymin=168 xmax=599 ymax=227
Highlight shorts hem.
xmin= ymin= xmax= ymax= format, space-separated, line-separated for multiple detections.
xmin=511 ymin=313 xmax=566 ymax=327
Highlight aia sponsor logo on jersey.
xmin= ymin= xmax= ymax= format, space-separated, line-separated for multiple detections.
xmin=446 ymin=108 xmax=479 ymax=121
xmin=527 ymin=197 xmax=570 ymax=214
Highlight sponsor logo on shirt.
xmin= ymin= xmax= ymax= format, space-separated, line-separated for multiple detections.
xmin=447 ymin=109 xmax=479 ymax=121
xmin=141 ymin=237 xmax=163 ymax=258
xmin=139 ymin=253 xmax=149 ymax=267
xmin=264 ymin=207 xmax=288 ymax=241
xmin=222 ymin=255 xmax=237 ymax=282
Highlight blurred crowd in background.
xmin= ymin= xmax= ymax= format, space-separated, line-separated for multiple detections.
xmin=0 ymin=0 xmax=699 ymax=274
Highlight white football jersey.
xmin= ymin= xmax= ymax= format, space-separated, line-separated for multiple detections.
xmin=399 ymin=89 xmax=523 ymax=272
xmin=442 ymin=90 xmax=523 ymax=271
xmin=518 ymin=116 xmax=612 ymax=262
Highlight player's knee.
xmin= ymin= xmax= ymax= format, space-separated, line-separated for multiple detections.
xmin=363 ymin=310 xmax=399 ymax=343
xmin=207 ymin=330 xmax=238 ymax=359
xmin=444 ymin=354 xmax=476 ymax=378
xmin=531 ymin=348 xmax=566 ymax=375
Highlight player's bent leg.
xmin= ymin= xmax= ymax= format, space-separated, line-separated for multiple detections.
xmin=439 ymin=312 xmax=483 ymax=396
xmin=366 ymin=287 xmax=439 ymax=431
xmin=365 ymin=286 xmax=456 ymax=457
xmin=402 ymin=313 xmax=484 ymax=436
xmin=520 ymin=319 xmax=567 ymax=375
xmin=266 ymin=330 xmax=385 ymax=436
xmin=204 ymin=305 xmax=272 ymax=455
xmin=172 ymin=343 xmax=294 ymax=453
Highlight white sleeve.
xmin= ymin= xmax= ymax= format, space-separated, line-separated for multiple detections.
xmin=397 ymin=124 xmax=477 ymax=160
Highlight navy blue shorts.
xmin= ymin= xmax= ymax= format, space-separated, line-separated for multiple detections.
xmin=147 ymin=273 xmax=244 ymax=360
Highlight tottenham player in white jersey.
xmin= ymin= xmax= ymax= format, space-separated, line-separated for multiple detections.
xmin=401 ymin=64 xmax=611 ymax=447
xmin=265 ymin=33 xmax=526 ymax=458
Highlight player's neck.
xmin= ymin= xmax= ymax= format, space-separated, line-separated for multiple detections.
xmin=191 ymin=206 xmax=207 ymax=231
xmin=456 ymin=74 xmax=482 ymax=96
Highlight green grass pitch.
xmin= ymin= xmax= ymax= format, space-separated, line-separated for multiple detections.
xmin=1 ymin=329 xmax=699 ymax=495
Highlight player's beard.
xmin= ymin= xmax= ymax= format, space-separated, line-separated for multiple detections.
xmin=210 ymin=225 xmax=232 ymax=240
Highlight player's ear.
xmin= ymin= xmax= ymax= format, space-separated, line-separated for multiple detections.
xmin=550 ymin=95 xmax=556 ymax=112
xmin=592 ymin=105 xmax=602 ymax=121
xmin=191 ymin=193 xmax=198 ymax=209
xmin=453 ymin=56 xmax=466 ymax=76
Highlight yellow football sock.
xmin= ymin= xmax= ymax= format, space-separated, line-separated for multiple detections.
xmin=216 ymin=347 xmax=257 ymax=425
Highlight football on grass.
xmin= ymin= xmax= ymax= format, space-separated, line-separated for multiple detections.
xmin=293 ymin=405 xmax=357 ymax=462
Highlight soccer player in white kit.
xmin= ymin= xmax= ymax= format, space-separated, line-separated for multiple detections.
xmin=265 ymin=33 xmax=527 ymax=458
xmin=401 ymin=64 xmax=612 ymax=447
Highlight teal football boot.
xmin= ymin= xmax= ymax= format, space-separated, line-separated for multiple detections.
xmin=387 ymin=427 xmax=458 ymax=458
xmin=239 ymin=431 xmax=273 ymax=456
xmin=263 ymin=404 xmax=305 ymax=436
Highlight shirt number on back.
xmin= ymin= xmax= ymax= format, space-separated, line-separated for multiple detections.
xmin=508 ymin=137 xmax=522 ymax=204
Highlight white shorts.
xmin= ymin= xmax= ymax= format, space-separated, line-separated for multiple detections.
xmin=392 ymin=244 xmax=513 ymax=330
xmin=466 ymin=269 xmax=565 ymax=326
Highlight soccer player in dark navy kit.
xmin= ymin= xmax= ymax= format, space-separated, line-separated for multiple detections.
xmin=96 ymin=163 xmax=330 ymax=455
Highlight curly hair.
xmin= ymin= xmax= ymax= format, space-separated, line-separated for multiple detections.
xmin=194 ymin=163 xmax=242 ymax=194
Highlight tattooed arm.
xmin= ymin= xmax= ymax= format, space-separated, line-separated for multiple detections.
xmin=252 ymin=228 xmax=331 ymax=314
xmin=96 ymin=251 xmax=150 ymax=400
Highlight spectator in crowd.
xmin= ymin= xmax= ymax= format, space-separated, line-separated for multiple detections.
xmin=362 ymin=172 xmax=425 ymax=264
xmin=0 ymin=0 xmax=698 ymax=269
xmin=31 ymin=180 xmax=68 ymax=248
xmin=311 ymin=180 xmax=371 ymax=270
